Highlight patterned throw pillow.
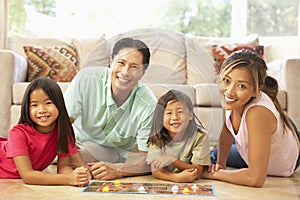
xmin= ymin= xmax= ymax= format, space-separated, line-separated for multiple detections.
xmin=23 ymin=45 xmax=79 ymax=82
xmin=212 ymin=44 xmax=264 ymax=74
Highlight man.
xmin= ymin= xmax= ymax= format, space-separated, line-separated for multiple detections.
xmin=64 ymin=38 xmax=157 ymax=180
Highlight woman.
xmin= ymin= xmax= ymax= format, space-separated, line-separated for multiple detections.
xmin=204 ymin=49 xmax=300 ymax=187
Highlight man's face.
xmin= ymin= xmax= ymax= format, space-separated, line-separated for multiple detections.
xmin=111 ymin=48 xmax=145 ymax=94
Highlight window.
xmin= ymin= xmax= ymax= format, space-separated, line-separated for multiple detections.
xmin=7 ymin=0 xmax=300 ymax=38
xmin=247 ymin=0 xmax=299 ymax=36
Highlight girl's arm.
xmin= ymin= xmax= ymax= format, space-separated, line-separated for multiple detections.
xmin=151 ymin=164 xmax=198 ymax=182
xmin=204 ymin=106 xmax=276 ymax=187
xmin=150 ymin=155 xmax=204 ymax=179
xmin=13 ymin=154 xmax=89 ymax=186
xmin=172 ymin=159 xmax=204 ymax=178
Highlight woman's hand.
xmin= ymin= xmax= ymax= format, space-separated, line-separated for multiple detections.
xmin=208 ymin=163 xmax=225 ymax=174
xmin=202 ymin=163 xmax=225 ymax=179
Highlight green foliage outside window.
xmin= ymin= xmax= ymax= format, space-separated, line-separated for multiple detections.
xmin=160 ymin=0 xmax=231 ymax=37
xmin=7 ymin=0 xmax=300 ymax=38
xmin=248 ymin=0 xmax=299 ymax=36
xmin=8 ymin=0 xmax=55 ymax=37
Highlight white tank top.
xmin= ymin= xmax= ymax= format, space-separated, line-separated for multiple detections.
xmin=225 ymin=91 xmax=299 ymax=176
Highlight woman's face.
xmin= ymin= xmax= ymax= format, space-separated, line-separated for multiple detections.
xmin=29 ymin=88 xmax=59 ymax=133
xmin=219 ymin=67 xmax=256 ymax=115
xmin=110 ymin=48 xmax=145 ymax=95
xmin=163 ymin=100 xmax=193 ymax=139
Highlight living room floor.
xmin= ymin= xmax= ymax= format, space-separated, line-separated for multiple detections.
xmin=1 ymin=165 xmax=299 ymax=200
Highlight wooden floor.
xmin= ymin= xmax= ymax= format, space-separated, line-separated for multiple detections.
xmin=1 ymin=165 xmax=299 ymax=200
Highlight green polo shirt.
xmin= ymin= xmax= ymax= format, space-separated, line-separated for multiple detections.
xmin=64 ymin=67 xmax=156 ymax=161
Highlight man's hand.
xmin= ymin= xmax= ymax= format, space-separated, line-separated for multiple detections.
xmin=88 ymin=162 xmax=121 ymax=180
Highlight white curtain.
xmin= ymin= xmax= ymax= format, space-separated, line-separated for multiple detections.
xmin=0 ymin=0 xmax=7 ymax=49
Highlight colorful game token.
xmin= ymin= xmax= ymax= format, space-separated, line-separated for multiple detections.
xmin=138 ymin=186 xmax=146 ymax=191
xmin=183 ymin=187 xmax=190 ymax=193
xmin=114 ymin=180 xmax=121 ymax=185
xmin=171 ymin=185 xmax=179 ymax=193
xmin=191 ymin=184 xmax=198 ymax=190
xmin=102 ymin=186 xmax=110 ymax=192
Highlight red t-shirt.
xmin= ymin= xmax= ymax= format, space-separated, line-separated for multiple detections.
xmin=0 ymin=123 xmax=77 ymax=178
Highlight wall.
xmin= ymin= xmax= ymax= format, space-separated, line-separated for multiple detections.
xmin=260 ymin=36 xmax=300 ymax=63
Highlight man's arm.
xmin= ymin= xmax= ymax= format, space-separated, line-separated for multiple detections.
xmin=88 ymin=151 xmax=151 ymax=180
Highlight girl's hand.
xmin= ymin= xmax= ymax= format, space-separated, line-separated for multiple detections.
xmin=149 ymin=155 xmax=177 ymax=169
xmin=175 ymin=168 xmax=198 ymax=182
xmin=69 ymin=166 xmax=90 ymax=187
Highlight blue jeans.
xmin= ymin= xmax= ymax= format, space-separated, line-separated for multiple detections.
xmin=289 ymin=118 xmax=300 ymax=170
xmin=210 ymin=141 xmax=248 ymax=168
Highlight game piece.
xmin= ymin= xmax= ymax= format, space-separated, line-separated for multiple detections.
xmin=191 ymin=184 xmax=198 ymax=189
xmin=138 ymin=186 xmax=145 ymax=190
xmin=102 ymin=186 xmax=110 ymax=192
xmin=114 ymin=180 xmax=121 ymax=188
xmin=171 ymin=185 xmax=179 ymax=193
xmin=138 ymin=185 xmax=146 ymax=192
xmin=183 ymin=187 xmax=190 ymax=193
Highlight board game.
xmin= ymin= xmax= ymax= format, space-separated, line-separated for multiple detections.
xmin=82 ymin=180 xmax=216 ymax=196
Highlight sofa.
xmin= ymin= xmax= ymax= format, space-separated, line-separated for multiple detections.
xmin=0 ymin=28 xmax=296 ymax=146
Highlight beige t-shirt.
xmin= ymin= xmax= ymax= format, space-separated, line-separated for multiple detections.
xmin=147 ymin=130 xmax=210 ymax=172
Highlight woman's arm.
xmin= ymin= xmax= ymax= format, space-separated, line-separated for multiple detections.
xmin=13 ymin=155 xmax=89 ymax=186
xmin=204 ymin=106 xmax=276 ymax=187
xmin=216 ymin=123 xmax=234 ymax=169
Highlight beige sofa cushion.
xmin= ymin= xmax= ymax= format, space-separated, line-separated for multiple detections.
xmin=12 ymin=82 xmax=70 ymax=105
xmin=12 ymin=38 xmax=73 ymax=58
xmin=190 ymin=34 xmax=259 ymax=61
xmin=194 ymin=83 xmax=221 ymax=107
xmin=147 ymin=84 xmax=195 ymax=105
xmin=72 ymin=34 xmax=107 ymax=68
xmin=185 ymin=37 xmax=216 ymax=85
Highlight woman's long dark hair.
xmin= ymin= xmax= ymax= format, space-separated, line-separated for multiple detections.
xmin=19 ymin=78 xmax=75 ymax=153
xmin=147 ymin=89 xmax=206 ymax=148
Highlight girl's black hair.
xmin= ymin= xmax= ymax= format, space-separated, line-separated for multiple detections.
xmin=19 ymin=78 xmax=75 ymax=153
xmin=147 ymin=89 xmax=206 ymax=148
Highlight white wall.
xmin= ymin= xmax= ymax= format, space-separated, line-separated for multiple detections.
xmin=260 ymin=36 xmax=300 ymax=63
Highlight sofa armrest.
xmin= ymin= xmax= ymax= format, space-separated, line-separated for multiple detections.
xmin=0 ymin=50 xmax=27 ymax=137
xmin=267 ymin=58 xmax=300 ymax=128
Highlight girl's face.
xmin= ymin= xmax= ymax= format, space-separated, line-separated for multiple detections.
xmin=163 ymin=100 xmax=193 ymax=139
xmin=29 ymin=88 xmax=59 ymax=133
xmin=110 ymin=48 xmax=145 ymax=95
xmin=219 ymin=67 xmax=256 ymax=115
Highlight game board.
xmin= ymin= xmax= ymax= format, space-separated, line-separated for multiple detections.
xmin=82 ymin=180 xmax=216 ymax=196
